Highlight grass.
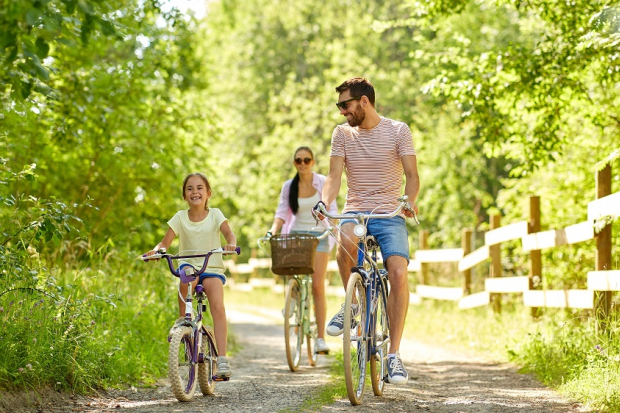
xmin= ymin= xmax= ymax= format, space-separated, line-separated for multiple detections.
xmin=0 ymin=250 xmax=218 ymax=392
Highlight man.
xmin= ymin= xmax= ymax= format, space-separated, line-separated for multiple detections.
xmin=319 ymin=77 xmax=420 ymax=385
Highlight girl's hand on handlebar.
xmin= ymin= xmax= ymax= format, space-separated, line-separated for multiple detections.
xmin=223 ymin=244 xmax=237 ymax=252
xmin=142 ymin=250 xmax=160 ymax=261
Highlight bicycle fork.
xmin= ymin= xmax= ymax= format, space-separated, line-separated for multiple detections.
xmin=368 ymin=275 xmax=390 ymax=378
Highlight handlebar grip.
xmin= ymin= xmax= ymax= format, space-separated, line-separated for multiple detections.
xmin=235 ymin=246 xmax=241 ymax=255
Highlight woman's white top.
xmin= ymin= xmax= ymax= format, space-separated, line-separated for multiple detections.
xmin=290 ymin=192 xmax=320 ymax=232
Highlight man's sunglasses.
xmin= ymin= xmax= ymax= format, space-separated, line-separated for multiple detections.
xmin=336 ymin=96 xmax=361 ymax=110
xmin=294 ymin=157 xmax=313 ymax=165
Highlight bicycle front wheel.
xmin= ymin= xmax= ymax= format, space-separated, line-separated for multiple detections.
xmin=370 ymin=279 xmax=389 ymax=396
xmin=305 ymin=282 xmax=318 ymax=367
xmin=343 ymin=271 xmax=367 ymax=405
xmin=284 ymin=277 xmax=303 ymax=372
xmin=197 ymin=326 xmax=217 ymax=395
xmin=168 ymin=326 xmax=197 ymax=401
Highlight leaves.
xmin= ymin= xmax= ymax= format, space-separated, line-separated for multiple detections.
xmin=0 ymin=0 xmax=120 ymax=100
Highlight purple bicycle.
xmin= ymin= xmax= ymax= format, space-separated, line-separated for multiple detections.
xmin=142 ymin=247 xmax=240 ymax=402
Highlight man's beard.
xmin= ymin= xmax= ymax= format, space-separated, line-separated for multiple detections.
xmin=347 ymin=105 xmax=365 ymax=127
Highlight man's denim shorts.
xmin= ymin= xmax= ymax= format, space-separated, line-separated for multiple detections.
xmin=339 ymin=212 xmax=409 ymax=262
xmin=290 ymin=230 xmax=330 ymax=253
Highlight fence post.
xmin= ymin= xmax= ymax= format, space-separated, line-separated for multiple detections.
xmin=462 ymin=228 xmax=472 ymax=295
xmin=490 ymin=214 xmax=502 ymax=313
xmin=529 ymin=196 xmax=542 ymax=318
xmin=419 ymin=230 xmax=429 ymax=285
xmin=594 ymin=164 xmax=612 ymax=330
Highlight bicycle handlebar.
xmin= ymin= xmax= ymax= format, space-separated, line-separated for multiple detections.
xmin=314 ymin=196 xmax=420 ymax=225
xmin=141 ymin=247 xmax=241 ymax=278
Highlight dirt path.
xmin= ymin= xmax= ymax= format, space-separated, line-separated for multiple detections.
xmin=1 ymin=305 xmax=589 ymax=413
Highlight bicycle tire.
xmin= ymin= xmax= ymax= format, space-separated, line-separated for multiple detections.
xmin=284 ymin=277 xmax=303 ymax=372
xmin=197 ymin=326 xmax=217 ymax=395
xmin=168 ymin=326 xmax=197 ymax=401
xmin=305 ymin=283 xmax=318 ymax=366
xmin=370 ymin=278 xmax=388 ymax=396
xmin=343 ymin=271 xmax=367 ymax=405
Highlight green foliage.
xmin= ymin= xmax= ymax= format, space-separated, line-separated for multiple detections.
xmin=1 ymin=0 xmax=219 ymax=253
xmin=0 ymin=162 xmax=173 ymax=391
xmin=411 ymin=0 xmax=620 ymax=171
xmin=0 ymin=0 xmax=120 ymax=101
xmin=0 ymin=255 xmax=176 ymax=391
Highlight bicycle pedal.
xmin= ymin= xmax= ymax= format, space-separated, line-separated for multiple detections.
xmin=212 ymin=376 xmax=230 ymax=382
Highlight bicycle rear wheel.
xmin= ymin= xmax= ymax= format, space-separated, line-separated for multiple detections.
xmin=168 ymin=326 xmax=197 ymax=401
xmin=343 ymin=271 xmax=367 ymax=405
xmin=370 ymin=279 xmax=389 ymax=396
xmin=197 ymin=326 xmax=217 ymax=395
xmin=284 ymin=277 xmax=303 ymax=372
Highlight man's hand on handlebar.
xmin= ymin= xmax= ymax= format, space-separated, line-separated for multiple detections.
xmin=312 ymin=201 xmax=326 ymax=222
xmin=403 ymin=201 xmax=420 ymax=225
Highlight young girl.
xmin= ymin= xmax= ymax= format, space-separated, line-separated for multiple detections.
xmin=144 ymin=172 xmax=237 ymax=379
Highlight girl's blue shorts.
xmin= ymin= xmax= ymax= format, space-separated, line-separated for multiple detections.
xmin=178 ymin=263 xmax=227 ymax=285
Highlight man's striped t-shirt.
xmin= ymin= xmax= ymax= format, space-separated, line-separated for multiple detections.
xmin=330 ymin=116 xmax=416 ymax=213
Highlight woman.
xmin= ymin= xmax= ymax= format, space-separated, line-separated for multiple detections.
xmin=267 ymin=146 xmax=338 ymax=354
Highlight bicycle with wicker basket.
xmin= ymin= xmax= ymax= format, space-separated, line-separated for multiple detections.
xmin=258 ymin=229 xmax=330 ymax=372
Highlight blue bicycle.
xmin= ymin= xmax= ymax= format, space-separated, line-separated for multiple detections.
xmin=314 ymin=196 xmax=417 ymax=405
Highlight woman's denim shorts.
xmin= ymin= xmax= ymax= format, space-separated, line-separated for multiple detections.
xmin=290 ymin=230 xmax=330 ymax=254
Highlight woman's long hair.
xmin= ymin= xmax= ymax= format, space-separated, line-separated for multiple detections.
xmin=288 ymin=146 xmax=314 ymax=215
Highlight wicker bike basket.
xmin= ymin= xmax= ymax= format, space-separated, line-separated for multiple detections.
xmin=269 ymin=234 xmax=319 ymax=276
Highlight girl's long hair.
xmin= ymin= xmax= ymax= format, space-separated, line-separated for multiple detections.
xmin=288 ymin=146 xmax=314 ymax=215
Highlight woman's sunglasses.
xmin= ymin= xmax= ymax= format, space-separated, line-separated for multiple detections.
xmin=294 ymin=157 xmax=313 ymax=165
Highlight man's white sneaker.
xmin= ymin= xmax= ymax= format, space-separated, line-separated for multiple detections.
xmin=326 ymin=304 xmax=345 ymax=336
xmin=326 ymin=303 xmax=359 ymax=336
xmin=386 ymin=353 xmax=408 ymax=385
xmin=315 ymin=338 xmax=330 ymax=354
